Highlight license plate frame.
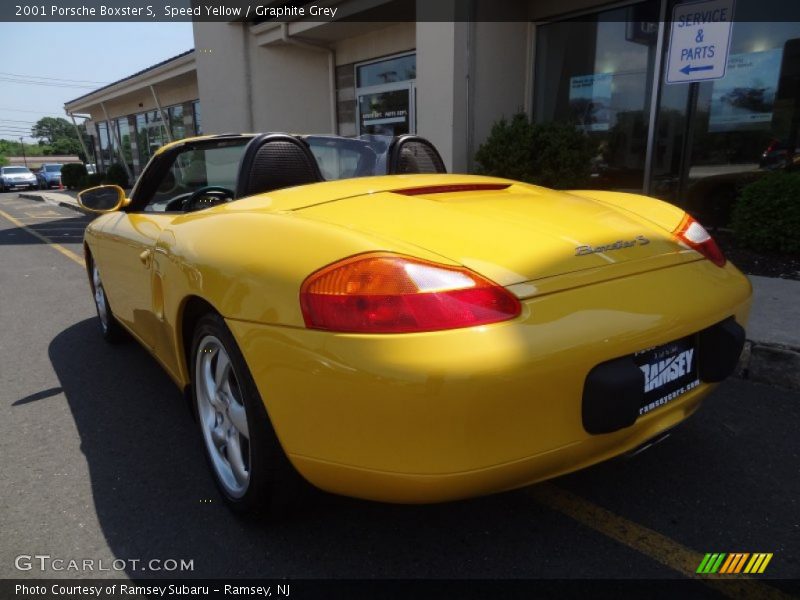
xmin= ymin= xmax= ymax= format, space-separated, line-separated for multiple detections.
xmin=634 ymin=335 xmax=700 ymax=415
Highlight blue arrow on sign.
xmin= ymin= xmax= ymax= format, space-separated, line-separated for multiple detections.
xmin=680 ymin=64 xmax=714 ymax=75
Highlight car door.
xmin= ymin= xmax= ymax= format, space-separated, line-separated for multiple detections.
xmin=93 ymin=138 xmax=248 ymax=354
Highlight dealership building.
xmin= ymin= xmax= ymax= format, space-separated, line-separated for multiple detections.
xmin=65 ymin=0 xmax=799 ymax=223
xmin=65 ymin=49 xmax=201 ymax=183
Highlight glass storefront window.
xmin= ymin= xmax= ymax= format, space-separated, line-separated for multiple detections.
xmin=357 ymin=54 xmax=416 ymax=87
xmin=136 ymin=113 xmax=149 ymax=167
xmin=147 ymin=111 xmax=168 ymax=156
xmin=116 ymin=117 xmax=133 ymax=172
xmin=96 ymin=121 xmax=112 ymax=171
xmin=192 ymin=101 xmax=202 ymax=135
xmin=534 ymin=1 xmax=660 ymax=191
xmin=169 ymin=105 xmax=185 ymax=140
xmin=651 ymin=1 xmax=800 ymax=226
xmin=133 ymin=111 xmax=169 ymax=169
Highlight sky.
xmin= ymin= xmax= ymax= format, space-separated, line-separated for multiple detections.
xmin=0 ymin=22 xmax=194 ymax=142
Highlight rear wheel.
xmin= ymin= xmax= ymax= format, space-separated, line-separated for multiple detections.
xmin=191 ymin=313 xmax=298 ymax=514
xmin=90 ymin=260 xmax=126 ymax=343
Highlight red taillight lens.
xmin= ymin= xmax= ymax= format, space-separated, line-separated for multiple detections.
xmin=674 ymin=214 xmax=726 ymax=267
xmin=300 ymin=253 xmax=521 ymax=333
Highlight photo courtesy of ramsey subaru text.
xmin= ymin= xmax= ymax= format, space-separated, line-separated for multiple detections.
xmin=77 ymin=133 xmax=751 ymax=513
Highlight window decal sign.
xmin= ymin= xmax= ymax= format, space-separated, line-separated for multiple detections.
xmin=709 ymin=48 xmax=782 ymax=132
xmin=569 ymin=73 xmax=613 ymax=132
xmin=666 ymin=0 xmax=735 ymax=84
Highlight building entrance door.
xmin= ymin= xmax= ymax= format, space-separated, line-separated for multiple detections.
xmin=355 ymin=52 xmax=417 ymax=137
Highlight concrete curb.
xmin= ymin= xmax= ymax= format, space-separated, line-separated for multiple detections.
xmin=11 ymin=192 xmax=800 ymax=391
xmin=738 ymin=341 xmax=800 ymax=391
xmin=19 ymin=191 xmax=90 ymax=215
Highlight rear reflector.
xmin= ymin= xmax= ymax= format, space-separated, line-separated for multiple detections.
xmin=674 ymin=214 xmax=726 ymax=267
xmin=394 ymin=183 xmax=510 ymax=196
xmin=300 ymin=252 xmax=521 ymax=333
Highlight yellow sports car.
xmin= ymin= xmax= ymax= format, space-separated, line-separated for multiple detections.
xmin=79 ymin=133 xmax=751 ymax=512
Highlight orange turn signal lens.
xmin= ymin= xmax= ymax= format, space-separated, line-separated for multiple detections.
xmin=300 ymin=253 xmax=521 ymax=333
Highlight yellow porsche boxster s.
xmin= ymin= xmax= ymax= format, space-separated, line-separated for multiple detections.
xmin=79 ymin=133 xmax=751 ymax=512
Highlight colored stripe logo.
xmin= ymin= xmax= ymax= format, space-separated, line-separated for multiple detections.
xmin=697 ymin=553 xmax=773 ymax=574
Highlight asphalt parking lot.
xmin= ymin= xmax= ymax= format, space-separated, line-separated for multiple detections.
xmin=0 ymin=193 xmax=797 ymax=595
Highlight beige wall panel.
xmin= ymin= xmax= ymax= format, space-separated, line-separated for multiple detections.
xmin=249 ymin=44 xmax=332 ymax=133
xmin=471 ymin=20 xmax=529 ymax=154
xmin=193 ymin=21 xmax=251 ymax=133
xmin=334 ymin=22 xmax=415 ymax=65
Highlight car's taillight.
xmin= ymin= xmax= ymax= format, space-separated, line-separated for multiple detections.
xmin=300 ymin=252 xmax=521 ymax=333
xmin=674 ymin=214 xmax=726 ymax=267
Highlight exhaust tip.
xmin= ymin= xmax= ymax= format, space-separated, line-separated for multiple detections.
xmin=624 ymin=431 xmax=672 ymax=459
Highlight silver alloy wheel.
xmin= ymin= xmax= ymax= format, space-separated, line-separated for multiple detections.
xmin=92 ymin=263 xmax=109 ymax=333
xmin=195 ymin=335 xmax=251 ymax=498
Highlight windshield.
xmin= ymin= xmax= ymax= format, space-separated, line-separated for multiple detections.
xmin=44 ymin=165 xmax=62 ymax=172
xmin=2 ymin=167 xmax=31 ymax=174
xmin=304 ymin=135 xmax=392 ymax=180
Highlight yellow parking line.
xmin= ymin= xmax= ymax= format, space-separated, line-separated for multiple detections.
xmin=0 ymin=209 xmax=85 ymax=267
xmin=528 ymin=484 xmax=790 ymax=600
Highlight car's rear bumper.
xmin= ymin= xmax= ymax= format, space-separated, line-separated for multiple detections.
xmin=226 ymin=259 xmax=752 ymax=503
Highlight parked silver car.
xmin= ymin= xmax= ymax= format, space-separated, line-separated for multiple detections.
xmin=0 ymin=166 xmax=37 ymax=192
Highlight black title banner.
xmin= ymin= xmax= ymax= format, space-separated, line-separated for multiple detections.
xmin=4 ymin=579 xmax=800 ymax=600
xmin=3 ymin=0 xmax=798 ymax=22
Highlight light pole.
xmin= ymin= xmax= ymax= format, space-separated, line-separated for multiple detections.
xmin=19 ymin=137 xmax=28 ymax=168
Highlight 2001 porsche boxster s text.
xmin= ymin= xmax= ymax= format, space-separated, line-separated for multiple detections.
xmin=78 ymin=133 xmax=751 ymax=512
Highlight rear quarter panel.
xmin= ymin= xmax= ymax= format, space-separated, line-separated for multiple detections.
xmin=154 ymin=209 xmax=461 ymax=385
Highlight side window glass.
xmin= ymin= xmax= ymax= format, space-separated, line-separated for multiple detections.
xmin=144 ymin=141 xmax=247 ymax=212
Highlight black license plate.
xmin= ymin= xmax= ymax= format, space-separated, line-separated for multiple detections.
xmin=634 ymin=335 xmax=699 ymax=415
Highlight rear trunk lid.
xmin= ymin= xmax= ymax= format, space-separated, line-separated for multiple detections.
xmin=295 ymin=177 xmax=697 ymax=288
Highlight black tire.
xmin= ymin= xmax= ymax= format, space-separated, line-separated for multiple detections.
xmin=88 ymin=256 xmax=126 ymax=343
xmin=190 ymin=312 xmax=299 ymax=514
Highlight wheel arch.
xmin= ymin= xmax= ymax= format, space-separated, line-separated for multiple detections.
xmin=177 ymin=295 xmax=222 ymax=391
xmin=83 ymin=242 xmax=94 ymax=286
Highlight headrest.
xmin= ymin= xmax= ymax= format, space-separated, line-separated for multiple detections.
xmin=236 ymin=134 xmax=323 ymax=198
xmin=387 ymin=136 xmax=447 ymax=174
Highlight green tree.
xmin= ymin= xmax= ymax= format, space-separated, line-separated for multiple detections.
xmin=50 ymin=137 xmax=82 ymax=156
xmin=31 ymin=117 xmax=73 ymax=144
xmin=30 ymin=116 xmax=90 ymax=161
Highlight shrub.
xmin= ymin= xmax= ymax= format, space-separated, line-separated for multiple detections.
xmin=80 ymin=173 xmax=106 ymax=190
xmin=60 ymin=163 xmax=87 ymax=189
xmin=731 ymin=171 xmax=800 ymax=254
xmin=475 ymin=113 xmax=595 ymax=188
xmin=474 ymin=114 xmax=535 ymax=183
xmin=103 ymin=163 xmax=129 ymax=188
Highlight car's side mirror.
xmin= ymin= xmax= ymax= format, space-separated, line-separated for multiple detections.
xmin=78 ymin=185 xmax=127 ymax=213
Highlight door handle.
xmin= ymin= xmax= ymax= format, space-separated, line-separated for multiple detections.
xmin=139 ymin=249 xmax=152 ymax=266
